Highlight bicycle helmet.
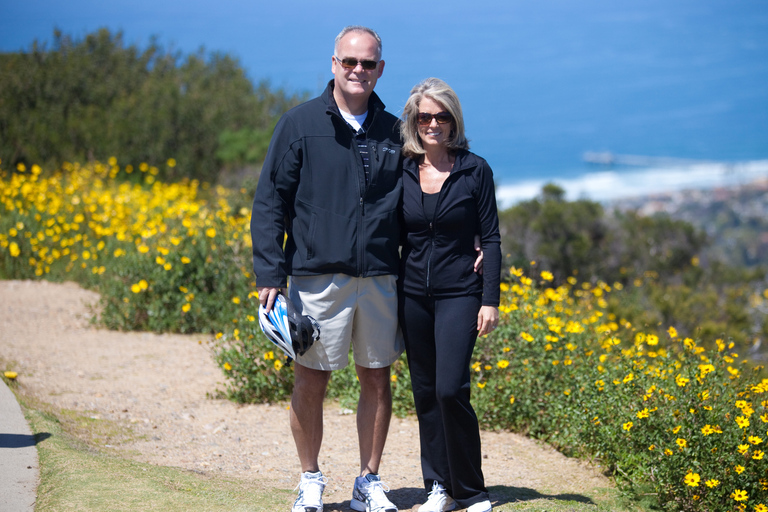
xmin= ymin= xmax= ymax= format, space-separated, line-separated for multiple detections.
xmin=258 ymin=293 xmax=320 ymax=360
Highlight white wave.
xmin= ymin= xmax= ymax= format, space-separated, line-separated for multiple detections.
xmin=496 ymin=159 xmax=768 ymax=208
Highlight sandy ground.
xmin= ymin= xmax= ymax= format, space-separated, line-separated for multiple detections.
xmin=0 ymin=280 xmax=614 ymax=510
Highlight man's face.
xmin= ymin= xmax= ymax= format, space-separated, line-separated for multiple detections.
xmin=332 ymin=32 xmax=385 ymax=102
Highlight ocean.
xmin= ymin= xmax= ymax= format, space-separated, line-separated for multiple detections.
xmin=1 ymin=0 xmax=767 ymax=205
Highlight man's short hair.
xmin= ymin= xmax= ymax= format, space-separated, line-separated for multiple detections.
xmin=335 ymin=26 xmax=382 ymax=60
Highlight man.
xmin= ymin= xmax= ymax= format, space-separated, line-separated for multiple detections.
xmin=251 ymin=26 xmax=402 ymax=512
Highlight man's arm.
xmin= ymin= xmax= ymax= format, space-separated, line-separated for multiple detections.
xmin=250 ymin=115 xmax=301 ymax=293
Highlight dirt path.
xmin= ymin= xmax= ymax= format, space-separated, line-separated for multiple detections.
xmin=0 ymin=280 xmax=615 ymax=510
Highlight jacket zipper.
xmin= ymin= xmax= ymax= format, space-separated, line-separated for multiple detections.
xmin=426 ymin=221 xmax=435 ymax=296
xmin=356 ymin=109 xmax=377 ymax=276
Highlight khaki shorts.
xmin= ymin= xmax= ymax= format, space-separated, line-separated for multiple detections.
xmin=288 ymin=274 xmax=403 ymax=371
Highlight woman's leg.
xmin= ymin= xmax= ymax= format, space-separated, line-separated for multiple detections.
xmin=433 ymin=295 xmax=489 ymax=507
xmin=399 ymin=294 xmax=450 ymax=491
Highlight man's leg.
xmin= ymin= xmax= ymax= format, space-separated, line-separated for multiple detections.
xmin=291 ymin=363 xmax=332 ymax=472
xmin=355 ymin=364 xmax=392 ymax=475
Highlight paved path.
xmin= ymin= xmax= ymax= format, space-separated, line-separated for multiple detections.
xmin=0 ymin=380 xmax=38 ymax=512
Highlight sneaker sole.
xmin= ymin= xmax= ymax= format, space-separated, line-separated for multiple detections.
xmin=350 ymin=497 xmax=397 ymax=512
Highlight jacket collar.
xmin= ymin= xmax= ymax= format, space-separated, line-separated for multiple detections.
xmin=322 ymin=79 xmax=385 ymax=120
xmin=403 ymin=149 xmax=473 ymax=179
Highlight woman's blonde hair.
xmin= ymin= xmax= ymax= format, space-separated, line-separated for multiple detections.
xmin=400 ymin=77 xmax=469 ymax=158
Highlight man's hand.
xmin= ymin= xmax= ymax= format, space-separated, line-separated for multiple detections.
xmin=473 ymin=234 xmax=484 ymax=275
xmin=477 ymin=305 xmax=499 ymax=337
xmin=257 ymin=287 xmax=281 ymax=312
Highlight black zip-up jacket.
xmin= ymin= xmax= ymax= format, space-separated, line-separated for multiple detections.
xmin=251 ymin=81 xmax=403 ymax=288
xmin=399 ymin=150 xmax=501 ymax=306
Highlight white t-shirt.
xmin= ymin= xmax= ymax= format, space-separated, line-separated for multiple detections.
xmin=340 ymin=110 xmax=368 ymax=132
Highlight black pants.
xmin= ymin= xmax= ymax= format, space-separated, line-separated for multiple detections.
xmin=399 ymin=293 xmax=489 ymax=508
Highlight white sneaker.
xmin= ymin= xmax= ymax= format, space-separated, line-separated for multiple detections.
xmin=467 ymin=500 xmax=492 ymax=512
xmin=418 ymin=481 xmax=456 ymax=512
xmin=292 ymin=471 xmax=327 ymax=512
xmin=350 ymin=473 xmax=398 ymax=512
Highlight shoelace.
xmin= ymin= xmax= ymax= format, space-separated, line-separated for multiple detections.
xmin=296 ymin=474 xmax=328 ymax=505
xmin=424 ymin=483 xmax=448 ymax=507
xmin=364 ymin=479 xmax=393 ymax=509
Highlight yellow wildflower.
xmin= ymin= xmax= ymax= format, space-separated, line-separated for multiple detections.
xmin=683 ymin=472 xmax=700 ymax=487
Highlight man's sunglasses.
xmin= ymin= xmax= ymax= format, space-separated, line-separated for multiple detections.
xmin=416 ymin=112 xmax=453 ymax=126
xmin=335 ymin=56 xmax=379 ymax=71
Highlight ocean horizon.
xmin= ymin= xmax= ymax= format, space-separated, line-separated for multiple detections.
xmin=2 ymin=0 xmax=766 ymax=205
xmin=495 ymin=157 xmax=768 ymax=208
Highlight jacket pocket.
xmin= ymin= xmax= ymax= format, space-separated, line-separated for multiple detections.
xmin=306 ymin=213 xmax=317 ymax=260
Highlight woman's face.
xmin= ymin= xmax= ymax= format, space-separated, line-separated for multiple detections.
xmin=416 ymin=96 xmax=452 ymax=150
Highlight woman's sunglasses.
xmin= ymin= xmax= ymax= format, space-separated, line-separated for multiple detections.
xmin=416 ymin=112 xmax=453 ymax=126
xmin=335 ymin=56 xmax=379 ymax=71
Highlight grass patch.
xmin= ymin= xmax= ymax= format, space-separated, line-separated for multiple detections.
xmin=18 ymin=395 xmax=293 ymax=511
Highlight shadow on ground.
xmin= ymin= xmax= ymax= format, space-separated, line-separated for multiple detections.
xmin=321 ymin=485 xmax=595 ymax=511
xmin=0 ymin=432 xmax=51 ymax=449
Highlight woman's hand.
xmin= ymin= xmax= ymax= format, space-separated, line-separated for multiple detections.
xmin=477 ymin=305 xmax=499 ymax=337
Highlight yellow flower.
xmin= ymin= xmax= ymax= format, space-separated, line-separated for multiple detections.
xmin=181 ymin=256 xmax=191 ymax=264
xmin=391 ymin=375 xmax=398 ymax=383
xmin=520 ymin=332 xmax=534 ymax=342
xmin=749 ymin=436 xmax=764 ymax=445
xmin=675 ymin=374 xmax=689 ymax=387
xmin=705 ymin=479 xmax=719 ymax=488
xmin=623 ymin=373 xmax=634 ymax=384
xmin=683 ymin=472 xmax=700 ymax=487
xmin=3 ymin=371 xmax=18 ymax=380
xmin=646 ymin=334 xmax=659 ymax=346
xmin=735 ymin=465 xmax=746 ymax=474
xmin=497 ymin=359 xmax=510 ymax=369
xmin=676 ymin=438 xmax=687 ymax=449
xmin=623 ymin=421 xmax=633 ymax=431
xmin=755 ymin=504 xmax=768 ymax=512
xmin=754 ymin=450 xmax=765 ymax=460
xmin=738 ymin=444 xmax=750 ymax=455
xmin=667 ymin=326 xmax=678 ymax=338
xmin=232 ymin=297 xmax=241 ymax=304
xmin=509 ymin=395 xmax=515 ymax=405
xmin=223 ymin=362 xmax=232 ymax=371
xmin=264 ymin=351 xmax=274 ymax=360
xmin=182 ymin=303 xmax=191 ymax=313
xmin=206 ymin=227 xmax=217 ymax=238
xmin=477 ymin=382 xmax=486 ymax=389
xmin=541 ymin=271 xmax=554 ymax=281
xmin=731 ymin=489 xmax=747 ymax=502
xmin=636 ymin=408 xmax=650 ymax=419
xmin=9 ymin=242 xmax=20 ymax=257
xmin=131 ymin=283 xmax=142 ymax=293
xmin=664 ymin=449 xmax=673 ymax=456
xmin=736 ymin=416 xmax=750 ymax=429
xmin=274 ymin=360 xmax=283 ymax=371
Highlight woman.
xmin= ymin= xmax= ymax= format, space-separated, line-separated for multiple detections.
xmin=398 ymin=77 xmax=501 ymax=512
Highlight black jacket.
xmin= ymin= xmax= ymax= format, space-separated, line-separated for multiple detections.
xmin=251 ymin=81 xmax=403 ymax=288
xmin=399 ymin=150 xmax=501 ymax=306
